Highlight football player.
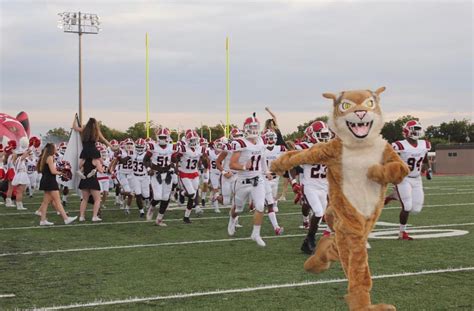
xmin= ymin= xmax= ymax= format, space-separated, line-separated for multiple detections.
xmin=228 ymin=115 xmax=272 ymax=247
xmin=110 ymin=138 xmax=135 ymax=214
xmin=96 ymin=144 xmax=111 ymax=209
xmin=295 ymin=121 xmax=331 ymax=254
xmin=145 ymin=128 xmax=176 ymax=226
xmin=56 ymin=142 xmax=70 ymax=206
xmin=173 ymin=129 xmax=208 ymax=224
xmin=216 ymin=127 xmax=242 ymax=206
xmin=262 ymin=129 xmax=285 ymax=235
xmin=390 ymin=120 xmax=432 ymax=240
xmin=131 ymin=138 xmax=150 ymax=217
xmin=199 ymin=137 xmax=210 ymax=209
xmin=208 ymin=137 xmax=226 ymax=213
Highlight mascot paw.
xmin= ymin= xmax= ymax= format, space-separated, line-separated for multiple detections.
xmin=368 ymin=304 xmax=396 ymax=311
xmin=271 ymin=152 xmax=293 ymax=175
xmin=303 ymin=235 xmax=335 ymax=274
xmin=367 ymin=164 xmax=385 ymax=184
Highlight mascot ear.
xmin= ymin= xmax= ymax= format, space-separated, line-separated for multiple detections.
xmin=374 ymin=86 xmax=386 ymax=95
xmin=322 ymin=93 xmax=337 ymax=101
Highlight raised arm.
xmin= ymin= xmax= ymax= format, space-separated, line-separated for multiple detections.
xmin=265 ymin=107 xmax=279 ymax=127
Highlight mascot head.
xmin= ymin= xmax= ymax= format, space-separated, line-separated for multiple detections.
xmin=324 ymin=87 xmax=385 ymax=147
xmin=0 ymin=112 xmax=30 ymax=151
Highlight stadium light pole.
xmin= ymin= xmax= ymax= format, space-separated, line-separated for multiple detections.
xmin=57 ymin=12 xmax=101 ymax=126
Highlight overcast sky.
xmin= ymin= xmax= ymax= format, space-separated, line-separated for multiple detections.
xmin=1 ymin=0 xmax=472 ymax=137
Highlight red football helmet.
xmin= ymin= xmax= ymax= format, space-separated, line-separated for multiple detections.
xmin=230 ymin=128 xmax=244 ymax=140
xmin=403 ymin=120 xmax=424 ymax=140
xmin=29 ymin=136 xmax=41 ymax=149
xmin=185 ymin=129 xmax=200 ymax=148
xmin=200 ymin=137 xmax=208 ymax=147
xmin=305 ymin=121 xmax=331 ymax=143
xmin=243 ymin=116 xmax=260 ymax=138
xmin=110 ymin=139 xmax=119 ymax=148
xmin=214 ymin=137 xmax=228 ymax=151
xmin=4 ymin=139 xmax=17 ymax=153
xmin=156 ymin=128 xmax=171 ymax=146
xmin=58 ymin=142 xmax=67 ymax=154
xmin=263 ymin=129 xmax=277 ymax=145
xmin=124 ymin=138 xmax=135 ymax=152
xmin=135 ymin=138 xmax=146 ymax=153
xmin=97 ymin=145 xmax=108 ymax=159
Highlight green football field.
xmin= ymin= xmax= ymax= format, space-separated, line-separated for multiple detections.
xmin=1 ymin=175 xmax=473 ymax=310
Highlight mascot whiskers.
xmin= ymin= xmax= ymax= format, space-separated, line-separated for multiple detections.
xmin=271 ymin=87 xmax=409 ymax=311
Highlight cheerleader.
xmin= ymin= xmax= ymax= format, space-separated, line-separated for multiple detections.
xmin=37 ymin=143 xmax=77 ymax=226
xmin=11 ymin=146 xmax=31 ymax=210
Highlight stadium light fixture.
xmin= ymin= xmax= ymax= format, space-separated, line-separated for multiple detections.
xmin=57 ymin=11 xmax=101 ymax=125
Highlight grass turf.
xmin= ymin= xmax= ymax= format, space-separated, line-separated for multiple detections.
xmin=0 ymin=175 xmax=473 ymax=310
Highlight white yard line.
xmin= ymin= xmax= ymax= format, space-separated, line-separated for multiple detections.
xmin=2 ymin=222 xmax=473 ymax=258
xmin=1 ymin=202 xmax=473 ymax=230
xmin=33 ymin=266 xmax=474 ymax=310
xmin=0 ymin=294 xmax=15 ymax=298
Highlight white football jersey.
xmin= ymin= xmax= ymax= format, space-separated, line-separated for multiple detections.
xmin=132 ymin=152 xmax=147 ymax=175
xmin=149 ymin=143 xmax=174 ymax=168
xmin=265 ymin=144 xmax=286 ymax=170
xmin=97 ymin=158 xmax=111 ymax=178
xmin=26 ymin=156 xmax=38 ymax=175
xmin=392 ymin=139 xmax=430 ymax=178
xmin=176 ymin=143 xmax=204 ymax=175
xmin=117 ymin=149 xmax=134 ymax=174
xmin=207 ymin=148 xmax=221 ymax=175
xmin=296 ymin=142 xmax=328 ymax=191
xmin=232 ymin=137 xmax=266 ymax=179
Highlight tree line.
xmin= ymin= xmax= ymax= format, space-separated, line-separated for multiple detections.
xmin=42 ymin=117 xmax=472 ymax=150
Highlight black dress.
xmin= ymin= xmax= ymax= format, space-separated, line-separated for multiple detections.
xmin=78 ymin=141 xmax=101 ymax=191
xmin=39 ymin=160 xmax=59 ymax=191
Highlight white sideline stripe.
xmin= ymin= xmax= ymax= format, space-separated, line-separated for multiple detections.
xmin=34 ymin=267 xmax=474 ymax=310
xmin=0 ymin=234 xmax=305 ymax=257
xmin=0 ymin=211 xmax=301 ymax=231
xmin=2 ymin=222 xmax=473 ymax=258
xmin=1 ymin=202 xmax=473 ymax=230
xmin=0 ymin=294 xmax=15 ymax=298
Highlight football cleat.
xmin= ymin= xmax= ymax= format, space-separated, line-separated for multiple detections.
xmin=299 ymin=220 xmax=310 ymax=230
xmin=300 ymin=236 xmax=316 ymax=255
xmin=251 ymin=234 xmax=266 ymax=247
xmin=194 ymin=206 xmax=204 ymax=216
xmin=155 ymin=219 xmax=168 ymax=227
xmin=139 ymin=209 xmax=145 ymax=218
xmin=146 ymin=207 xmax=154 ymax=221
xmin=227 ymin=216 xmax=236 ymax=236
xmin=274 ymin=227 xmax=284 ymax=236
xmin=183 ymin=217 xmax=192 ymax=224
xmin=398 ymin=231 xmax=413 ymax=240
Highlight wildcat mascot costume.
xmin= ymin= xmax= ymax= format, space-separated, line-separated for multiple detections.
xmin=271 ymin=87 xmax=409 ymax=311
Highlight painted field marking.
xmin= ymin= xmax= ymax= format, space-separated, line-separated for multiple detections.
xmin=0 ymin=294 xmax=15 ymax=298
xmin=1 ymin=222 xmax=472 ymax=258
xmin=33 ymin=266 xmax=474 ymax=310
xmin=369 ymin=228 xmax=469 ymax=239
xmin=0 ymin=202 xmax=473 ymax=230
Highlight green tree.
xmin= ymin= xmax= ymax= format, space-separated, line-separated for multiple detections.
xmin=425 ymin=119 xmax=472 ymax=147
xmin=41 ymin=127 xmax=70 ymax=144
xmin=381 ymin=115 xmax=419 ymax=143
xmin=99 ymin=123 xmax=126 ymax=141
